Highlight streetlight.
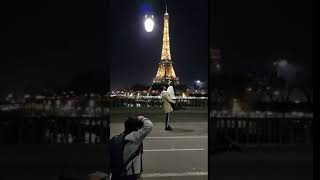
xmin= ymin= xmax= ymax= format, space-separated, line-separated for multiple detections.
xmin=144 ymin=15 xmax=154 ymax=32
xmin=194 ymin=80 xmax=202 ymax=89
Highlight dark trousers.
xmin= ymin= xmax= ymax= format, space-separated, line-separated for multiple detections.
xmin=165 ymin=113 xmax=170 ymax=127
xmin=170 ymin=102 xmax=184 ymax=111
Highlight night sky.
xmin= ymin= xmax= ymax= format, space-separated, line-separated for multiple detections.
xmin=211 ymin=0 xmax=313 ymax=74
xmin=0 ymin=0 xmax=109 ymax=98
xmin=111 ymin=0 xmax=209 ymax=90
xmin=0 ymin=0 xmax=312 ymax=97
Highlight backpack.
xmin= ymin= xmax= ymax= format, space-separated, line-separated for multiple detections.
xmin=110 ymin=133 xmax=143 ymax=177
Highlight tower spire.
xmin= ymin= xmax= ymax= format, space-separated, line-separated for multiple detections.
xmin=165 ymin=4 xmax=168 ymax=14
xmin=161 ymin=5 xmax=171 ymax=60
xmin=164 ymin=0 xmax=168 ymax=15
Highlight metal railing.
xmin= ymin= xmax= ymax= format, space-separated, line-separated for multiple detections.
xmin=110 ymin=98 xmax=208 ymax=108
xmin=211 ymin=117 xmax=313 ymax=145
xmin=0 ymin=115 xmax=109 ymax=144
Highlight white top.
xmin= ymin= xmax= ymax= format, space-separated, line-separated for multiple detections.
xmin=167 ymin=85 xmax=176 ymax=99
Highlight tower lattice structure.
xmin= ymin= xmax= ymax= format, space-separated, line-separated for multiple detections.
xmin=153 ymin=7 xmax=179 ymax=85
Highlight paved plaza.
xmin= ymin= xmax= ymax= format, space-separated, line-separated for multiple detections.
xmin=110 ymin=107 xmax=208 ymax=180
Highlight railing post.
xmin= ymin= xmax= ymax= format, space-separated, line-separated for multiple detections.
xmin=304 ymin=119 xmax=311 ymax=144
xmin=18 ymin=117 xmax=24 ymax=144
xmin=244 ymin=119 xmax=249 ymax=144
xmin=235 ymin=118 xmax=239 ymax=143
xmin=256 ymin=118 xmax=261 ymax=145
xmin=289 ymin=119 xmax=295 ymax=144
xmin=267 ymin=118 xmax=272 ymax=144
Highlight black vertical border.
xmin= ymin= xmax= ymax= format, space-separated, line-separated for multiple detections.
xmin=107 ymin=0 xmax=111 ymax=173
xmin=208 ymin=0 xmax=212 ymax=179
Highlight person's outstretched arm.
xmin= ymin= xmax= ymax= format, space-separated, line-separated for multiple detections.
xmin=125 ymin=116 xmax=153 ymax=143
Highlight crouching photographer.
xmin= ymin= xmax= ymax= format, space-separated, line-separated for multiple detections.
xmin=110 ymin=116 xmax=153 ymax=180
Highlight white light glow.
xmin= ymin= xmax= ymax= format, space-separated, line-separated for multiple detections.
xmin=144 ymin=16 xmax=154 ymax=32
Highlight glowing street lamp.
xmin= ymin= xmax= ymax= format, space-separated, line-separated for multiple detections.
xmin=194 ymin=80 xmax=202 ymax=90
xmin=144 ymin=15 xmax=154 ymax=32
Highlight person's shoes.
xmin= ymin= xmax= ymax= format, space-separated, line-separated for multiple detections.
xmin=165 ymin=126 xmax=173 ymax=131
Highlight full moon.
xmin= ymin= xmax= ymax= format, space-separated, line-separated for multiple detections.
xmin=144 ymin=15 xmax=154 ymax=32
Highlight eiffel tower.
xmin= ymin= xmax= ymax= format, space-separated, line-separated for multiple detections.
xmin=153 ymin=6 xmax=179 ymax=85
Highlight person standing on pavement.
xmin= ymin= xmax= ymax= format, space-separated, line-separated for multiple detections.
xmin=161 ymin=86 xmax=175 ymax=130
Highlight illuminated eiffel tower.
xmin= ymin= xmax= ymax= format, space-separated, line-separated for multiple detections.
xmin=153 ymin=6 xmax=179 ymax=85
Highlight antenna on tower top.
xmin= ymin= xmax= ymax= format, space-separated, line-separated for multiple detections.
xmin=164 ymin=0 xmax=168 ymax=14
